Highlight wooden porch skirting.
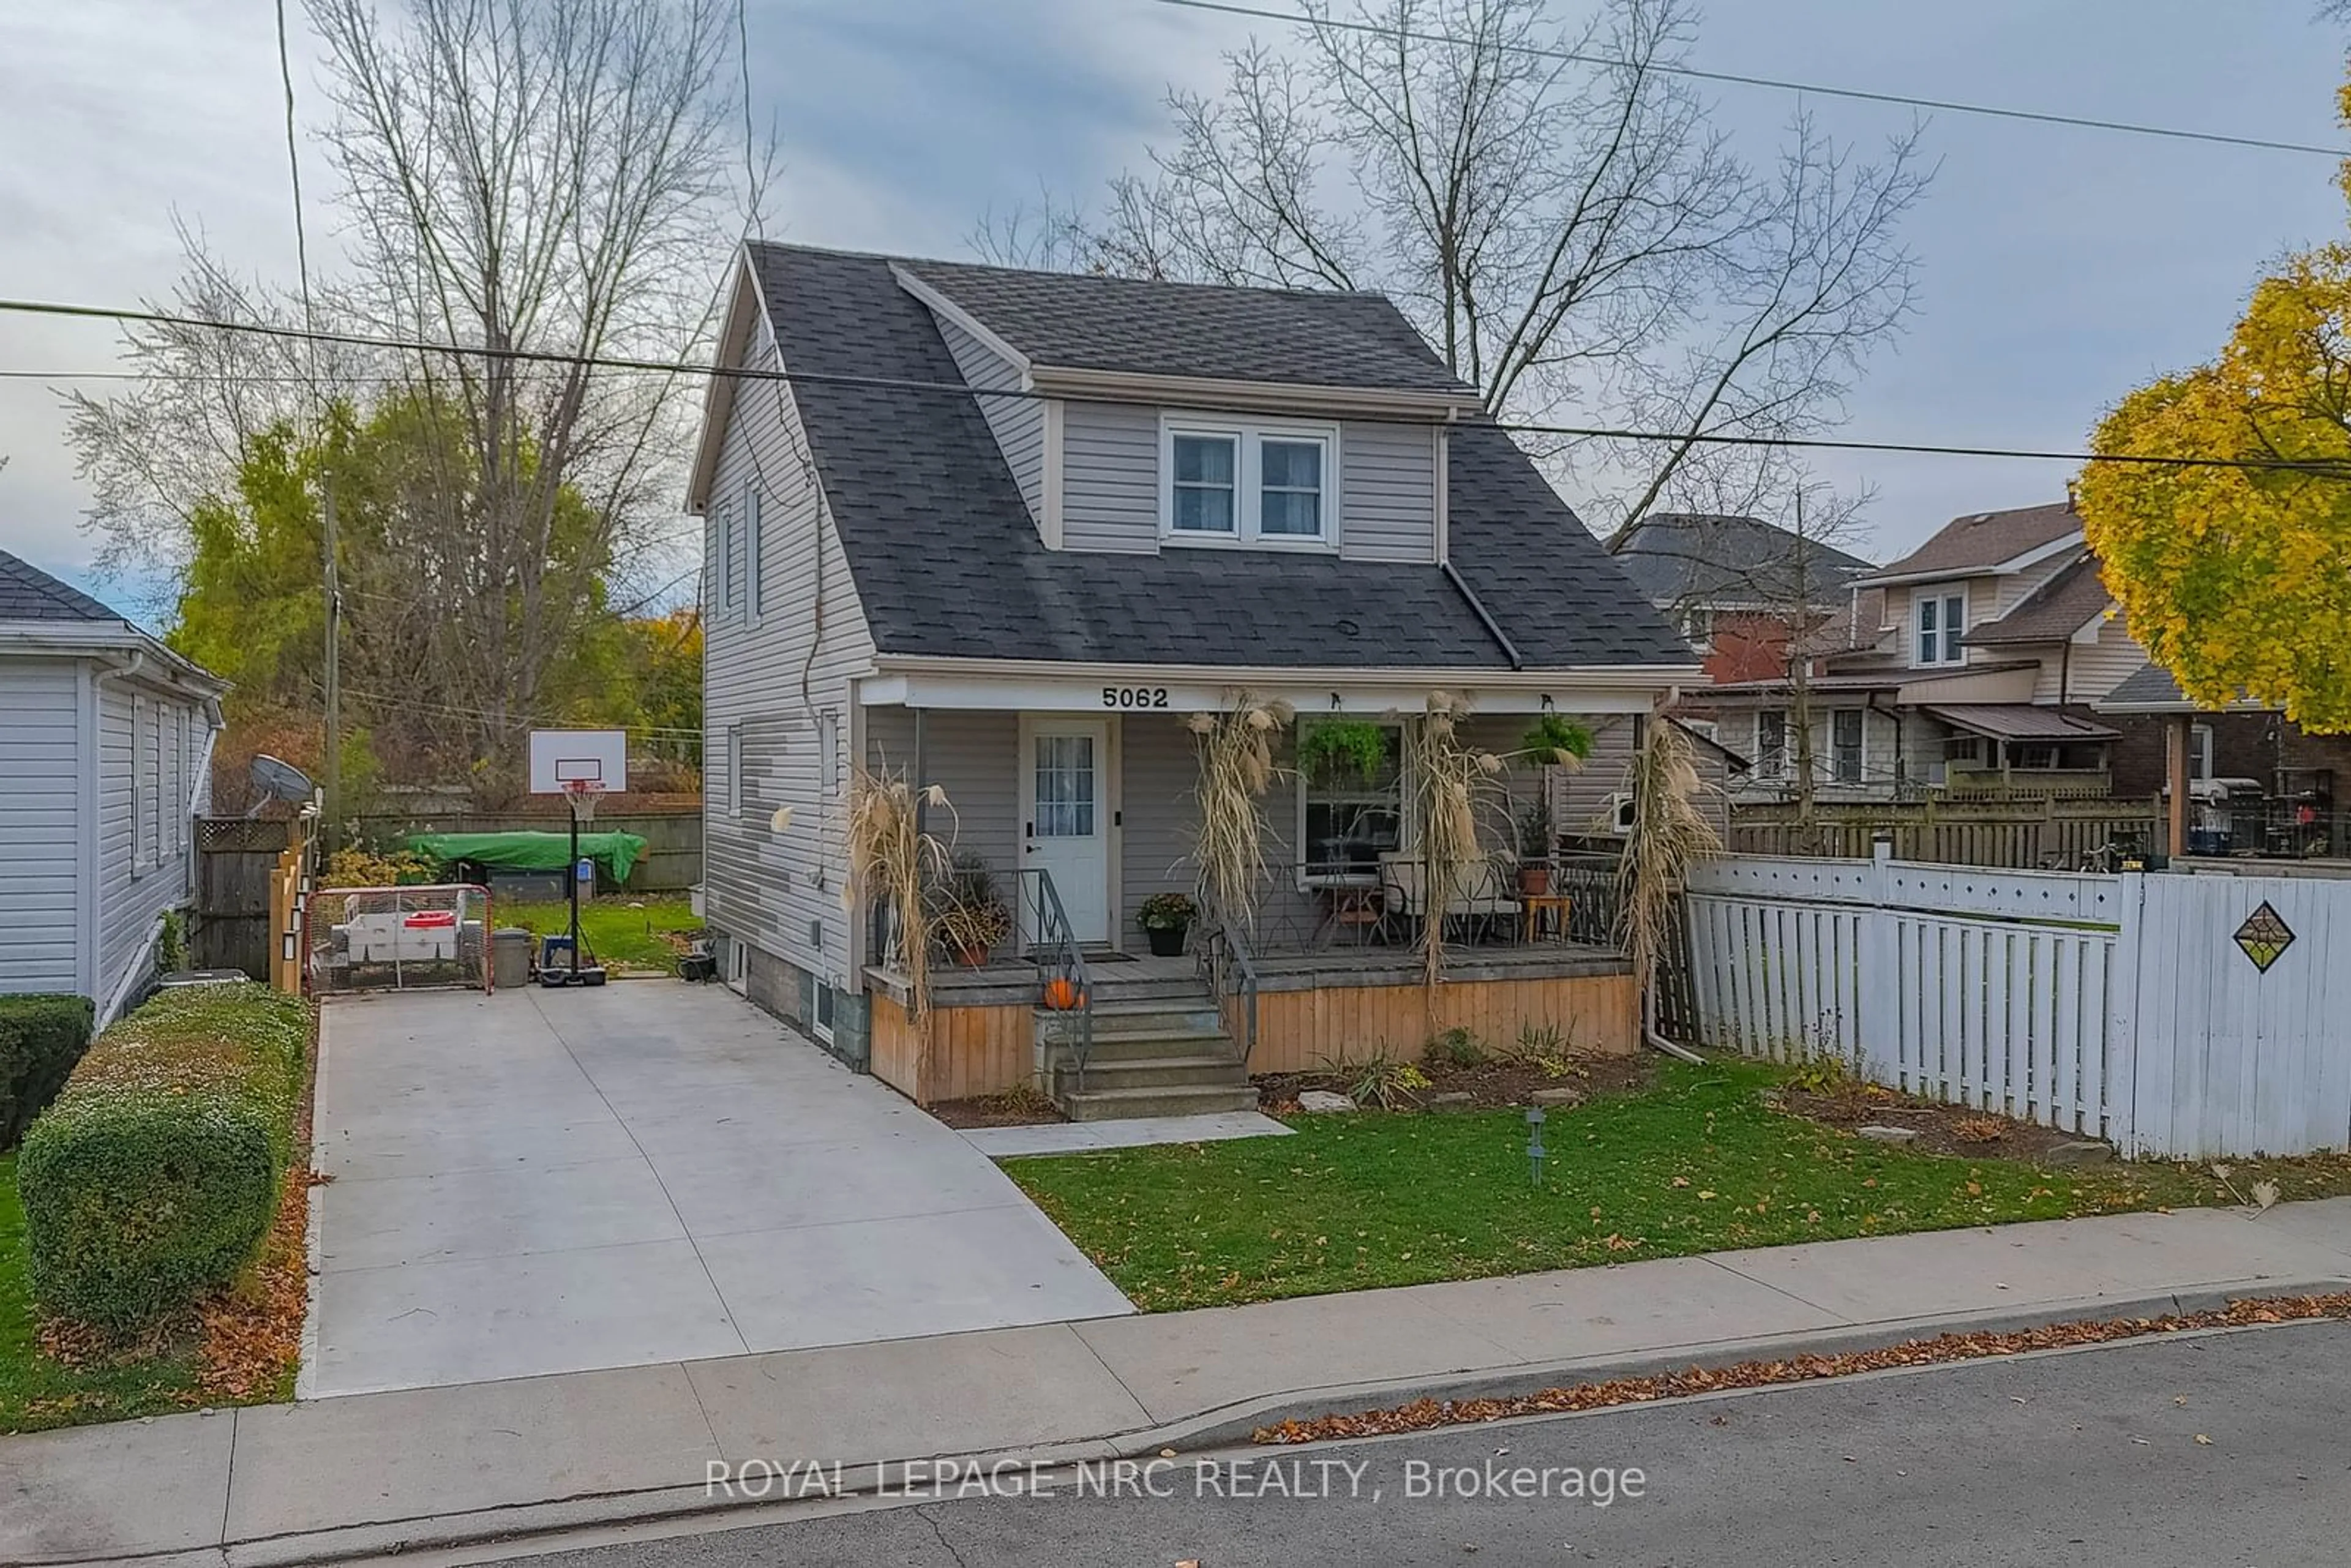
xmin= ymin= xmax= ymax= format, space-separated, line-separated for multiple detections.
xmin=1233 ymin=965 xmax=1638 ymax=1076
xmin=866 ymin=952 xmax=1638 ymax=1105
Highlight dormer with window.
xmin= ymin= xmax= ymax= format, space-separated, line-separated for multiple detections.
xmin=888 ymin=260 xmax=1483 ymax=566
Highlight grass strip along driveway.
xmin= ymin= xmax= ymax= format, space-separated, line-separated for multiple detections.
xmin=502 ymin=896 xmax=702 ymax=973
xmin=1005 ymin=1060 xmax=2351 ymax=1312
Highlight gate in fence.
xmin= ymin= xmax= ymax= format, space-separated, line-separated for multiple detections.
xmin=1684 ymin=846 xmax=2351 ymax=1158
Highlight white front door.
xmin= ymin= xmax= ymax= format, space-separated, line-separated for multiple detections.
xmin=1021 ymin=717 xmax=1111 ymax=947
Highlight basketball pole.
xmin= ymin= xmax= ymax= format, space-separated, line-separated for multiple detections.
xmin=568 ymin=790 xmax=583 ymax=984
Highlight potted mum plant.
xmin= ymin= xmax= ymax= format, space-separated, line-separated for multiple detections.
xmin=1137 ymin=891 xmax=1198 ymax=957
xmin=934 ymin=852 xmax=1012 ymax=967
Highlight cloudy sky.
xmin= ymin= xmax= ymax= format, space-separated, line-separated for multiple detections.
xmin=2 ymin=0 xmax=2347 ymax=618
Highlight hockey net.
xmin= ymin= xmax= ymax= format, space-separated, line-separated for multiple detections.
xmin=307 ymin=883 xmax=495 ymax=996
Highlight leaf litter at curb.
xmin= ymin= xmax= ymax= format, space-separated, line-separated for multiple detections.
xmin=1253 ymin=1292 xmax=2351 ymax=1444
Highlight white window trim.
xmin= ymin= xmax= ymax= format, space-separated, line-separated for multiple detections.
xmin=722 ymin=722 xmax=743 ymax=816
xmin=1829 ymin=707 xmax=1868 ymax=785
xmin=1159 ymin=415 xmax=1341 ymax=551
xmin=130 ymin=695 xmax=149 ymax=876
xmin=719 ymin=506 xmax=742 ymax=617
xmin=1755 ymin=710 xmax=1788 ymax=781
xmin=1294 ymin=718 xmax=1409 ymax=889
xmin=1911 ymin=587 xmax=1967 ymax=667
xmin=743 ymin=486 xmax=763 ymax=623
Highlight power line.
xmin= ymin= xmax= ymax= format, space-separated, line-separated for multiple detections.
xmin=6 ymin=293 xmax=2342 ymax=477
xmin=1144 ymin=0 xmax=2351 ymax=160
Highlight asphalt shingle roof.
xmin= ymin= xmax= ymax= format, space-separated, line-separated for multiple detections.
xmin=896 ymin=258 xmax=1474 ymax=394
xmin=748 ymin=243 xmax=1690 ymax=672
xmin=1867 ymin=501 xmax=2083 ymax=581
xmin=1611 ymin=514 xmax=1873 ymax=609
xmin=1966 ymin=551 xmax=2114 ymax=646
xmin=0 ymin=548 xmax=122 ymax=623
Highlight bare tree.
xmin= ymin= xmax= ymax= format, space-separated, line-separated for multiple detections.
xmin=980 ymin=0 xmax=1928 ymax=535
xmin=306 ymin=0 xmax=743 ymax=776
xmin=64 ymin=222 xmax=380 ymax=598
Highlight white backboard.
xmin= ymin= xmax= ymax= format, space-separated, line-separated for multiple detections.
xmin=529 ymin=729 xmax=628 ymax=795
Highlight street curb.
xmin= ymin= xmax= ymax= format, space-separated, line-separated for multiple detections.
xmin=160 ymin=1274 xmax=2351 ymax=1568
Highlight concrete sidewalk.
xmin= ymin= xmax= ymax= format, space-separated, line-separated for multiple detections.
xmin=13 ymin=1198 xmax=2351 ymax=1567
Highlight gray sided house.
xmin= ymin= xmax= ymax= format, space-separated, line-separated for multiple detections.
xmin=0 ymin=549 xmax=227 ymax=1024
xmin=687 ymin=244 xmax=1698 ymax=1110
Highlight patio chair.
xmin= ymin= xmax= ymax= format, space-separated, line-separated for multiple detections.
xmin=1378 ymin=853 xmax=1520 ymax=945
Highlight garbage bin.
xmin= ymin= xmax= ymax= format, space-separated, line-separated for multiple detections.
xmin=491 ymin=927 xmax=533 ymax=991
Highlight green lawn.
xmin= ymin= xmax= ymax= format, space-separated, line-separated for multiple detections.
xmin=503 ymin=896 xmax=702 ymax=972
xmin=1 ymin=1154 xmax=204 ymax=1434
xmin=1005 ymin=1060 xmax=2351 ymax=1312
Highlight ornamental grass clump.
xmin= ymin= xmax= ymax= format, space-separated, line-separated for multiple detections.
xmin=18 ymin=983 xmax=310 ymax=1330
xmin=1404 ymin=692 xmax=1504 ymax=995
xmin=1188 ymin=692 xmax=1293 ymax=929
xmin=847 ymin=763 xmax=955 ymax=1021
xmin=1616 ymin=718 xmax=1722 ymax=1032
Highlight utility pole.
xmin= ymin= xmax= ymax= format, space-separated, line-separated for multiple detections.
xmin=323 ymin=480 xmax=341 ymax=850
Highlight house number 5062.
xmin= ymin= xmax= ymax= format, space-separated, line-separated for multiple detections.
xmin=1101 ymin=686 xmax=1170 ymax=709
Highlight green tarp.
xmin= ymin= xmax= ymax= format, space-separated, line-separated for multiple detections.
xmin=406 ymin=830 xmax=648 ymax=883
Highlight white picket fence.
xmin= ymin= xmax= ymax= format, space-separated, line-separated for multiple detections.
xmin=1684 ymin=849 xmax=2351 ymax=1158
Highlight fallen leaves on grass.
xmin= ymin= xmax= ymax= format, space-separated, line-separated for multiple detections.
xmin=195 ymin=1163 xmax=317 ymax=1400
xmin=1253 ymin=1292 xmax=2351 ymax=1445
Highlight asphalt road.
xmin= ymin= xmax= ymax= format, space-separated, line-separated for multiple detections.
xmin=468 ymin=1319 xmax=2351 ymax=1567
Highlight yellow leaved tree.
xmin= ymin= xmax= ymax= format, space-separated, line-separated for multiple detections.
xmin=2078 ymin=84 xmax=2351 ymax=733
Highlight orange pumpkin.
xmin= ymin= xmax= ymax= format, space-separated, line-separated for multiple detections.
xmin=1042 ymin=977 xmax=1086 ymax=1011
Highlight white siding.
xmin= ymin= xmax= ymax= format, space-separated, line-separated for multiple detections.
xmin=2031 ymin=612 xmax=2145 ymax=705
xmin=0 ymin=659 xmax=84 ymax=992
xmin=701 ymin=326 xmax=880 ymax=993
xmin=1062 ymin=400 xmax=1160 ymax=553
xmin=933 ymin=317 xmax=1046 ymax=532
xmin=1337 ymin=420 xmax=1436 ymax=562
xmin=94 ymin=675 xmax=204 ymax=1018
xmin=1059 ymin=404 xmax=1441 ymax=558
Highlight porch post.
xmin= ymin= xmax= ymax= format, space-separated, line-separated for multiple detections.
xmin=2164 ymin=715 xmax=2189 ymax=857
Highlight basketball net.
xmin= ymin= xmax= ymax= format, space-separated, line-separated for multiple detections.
xmin=562 ymin=778 xmax=601 ymax=825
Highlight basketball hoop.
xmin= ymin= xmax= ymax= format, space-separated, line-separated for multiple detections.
xmin=561 ymin=777 xmax=602 ymax=825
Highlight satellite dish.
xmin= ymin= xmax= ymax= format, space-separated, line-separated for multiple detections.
xmin=247 ymin=754 xmax=317 ymax=818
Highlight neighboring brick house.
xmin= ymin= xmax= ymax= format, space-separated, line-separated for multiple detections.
xmin=1701 ymin=499 xmax=2154 ymax=801
xmin=1609 ymin=514 xmax=1873 ymax=685
xmin=2099 ymin=662 xmax=2351 ymax=858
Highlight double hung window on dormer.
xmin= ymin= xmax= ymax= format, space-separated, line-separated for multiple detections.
xmin=1163 ymin=419 xmax=1335 ymax=548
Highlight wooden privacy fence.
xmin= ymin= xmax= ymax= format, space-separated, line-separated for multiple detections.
xmin=193 ymin=816 xmax=315 ymax=989
xmin=1728 ymin=798 xmax=2160 ymax=869
xmin=1683 ymin=847 xmax=2351 ymax=1158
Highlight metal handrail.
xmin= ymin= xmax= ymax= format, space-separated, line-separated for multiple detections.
xmin=1195 ymin=890 xmax=1259 ymax=1067
xmin=1014 ymin=867 xmax=1095 ymax=1092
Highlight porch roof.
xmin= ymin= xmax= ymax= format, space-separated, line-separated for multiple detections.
xmin=1920 ymin=703 xmax=2118 ymax=743
xmin=744 ymin=243 xmax=1697 ymax=678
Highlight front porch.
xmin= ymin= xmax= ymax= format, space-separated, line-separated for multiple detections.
xmin=853 ymin=680 xmax=1659 ymax=1112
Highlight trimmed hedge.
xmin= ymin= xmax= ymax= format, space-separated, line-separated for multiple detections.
xmin=0 ymin=994 xmax=95 ymax=1152
xmin=18 ymin=983 xmax=310 ymax=1329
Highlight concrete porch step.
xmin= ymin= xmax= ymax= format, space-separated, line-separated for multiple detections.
xmin=1059 ymin=1082 xmax=1264 ymax=1122
xmin=1084 ymin=1003 xmax=1226 ymax=1038
xmin=1049 ymin=1030 xmax=1235 ymax=1065
xmin=1055 ymin=1053 xmax=1250 ymax=1092
xmin=1084 ymin=980 xmax=1217 ymax=1007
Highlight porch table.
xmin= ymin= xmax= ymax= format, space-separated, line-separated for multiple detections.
xmin=1518 ymin=892 xmax=1573 ymax=943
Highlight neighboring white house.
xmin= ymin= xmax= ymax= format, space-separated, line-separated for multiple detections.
xmin=0 ymin=549 xmax=227 ymax=1024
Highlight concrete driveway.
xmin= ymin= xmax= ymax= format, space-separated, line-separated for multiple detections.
xmin=305 ymin=981 xmax=1131 ymax=1397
